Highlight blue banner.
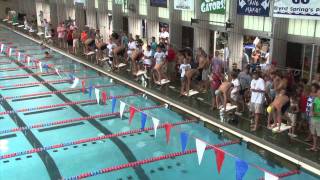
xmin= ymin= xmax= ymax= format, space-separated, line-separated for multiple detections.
xmin=111 ymin=97 xmax=116 ymax=113
xmin=150 ymin=0 xmax=167 ymax=7
xmin=237 ymin=0 xmax=270 ymax=17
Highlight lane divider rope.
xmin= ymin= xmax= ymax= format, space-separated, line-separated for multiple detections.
xmin=0 ymin=84 xmax=115 ymax=101
xmin=0 ymin=119 xmax=197 ymax=160
xmin=0 ymin=75 xmax=99 ymax=89
xmin=64 ymin=140 xmax=239 ymax=180
xmin=0 ymin=104 xmax=164 ymax=135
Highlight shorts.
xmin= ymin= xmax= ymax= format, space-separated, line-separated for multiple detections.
xmin=143 ymin=59 xmax=152 ymax=65
xmin=210 ymin=87 xmax=218 ymax=97
xmin=73 ymin=39 xmax=79 ymax=48
xmin=202 ymin=69 xmax=210 ymax=81
xmin=281 ymin=102 xmax=290 ymax=114
xmin=67 ymin=40 xmax=73 ymax=46
xmin=100 ymin=44 xmax=107 ymax=51
xmin=231 ymin=93 xmax=240 ymax=102
xmin=250 ymin=102 xmax=263 ymax=114
xmin=287 ymin=113 xmax=297 ymax=126
xmin=310 ymin=119 xmax=320 ymax=136
xmin=167 ymin=61 xmax=176 ymax=75
xmin=196 ymin=69 xmax=203 ymax=81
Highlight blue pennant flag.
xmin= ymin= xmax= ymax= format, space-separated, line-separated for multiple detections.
xmin=111 ymin=97 xmax=116 ymax=113
xmin=88 ymin=85 xmax=93 ymax=98
xmin=236 ymin=159 xmax=248 ymax=180
xmin=141 ymin=112 xmax=147 ymax=129
xmin=43 ymin=64 xmax=49 ymax=72
xmin=68 ymin=73 xmax=75 ymax=81
xmin=180 ymin=132 xmax=188 ymax=152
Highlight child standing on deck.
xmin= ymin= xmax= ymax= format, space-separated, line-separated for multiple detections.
xmin=179 ymin=56 xmax=191 ymax=96
xmin=287 ymin=96 xmax=299 ymax=137
xmin=307 ymin=88 xmax=320 ymax=151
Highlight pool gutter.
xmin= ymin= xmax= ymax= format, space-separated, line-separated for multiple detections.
xmin=3 ymin=24 xmax=320 ymax=176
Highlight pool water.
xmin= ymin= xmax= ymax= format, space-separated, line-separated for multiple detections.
xmin=0 ymin=28 xmax=319 ymax=180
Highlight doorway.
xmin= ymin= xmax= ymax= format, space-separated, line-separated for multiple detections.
xmin=182 ymin=26 xmax=194 ymax=49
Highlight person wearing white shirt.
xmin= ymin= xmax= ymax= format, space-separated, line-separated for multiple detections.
xmin=127 ymin=38 xmax=137 ymax=59
xmin=179 ymin=57 xmax=191 ymax=96
xmin=143 ymin=45 xmax=153 ymax=66
xmin=153 ymin=46 xmax=166 ymax=83
xmin=107 ymin=39 xmax=116 ymax=66
xmin=250 ymin=71 xmax=266 ymax=131
xmin=230 ymin=72 xmax=241 ymax=112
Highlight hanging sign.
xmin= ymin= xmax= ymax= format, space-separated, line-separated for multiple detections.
xmin=150 ymin=0 xmax=167 ymax=8
xmin=273 ymin=0 xmax=320 ymax=20
xmin=174 ymin=0 xmax=194 ymax=11
xmin=237 ymin=0 xmax=270 ymax=16
xmin=200 ymin=0 xmax=226 ymax=14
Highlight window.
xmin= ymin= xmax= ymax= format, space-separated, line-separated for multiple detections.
xmin=209 ymin=0 xmax=229 ymax=26
xmin=95 ymin=0 xmax=98 ymax=9
xmin=181 ymin=10 xmax=194 ymax=22
xmin=74 ymin=0 xmax=85 ymax=4
xmin=108 ymin=0 xmax=112 ymax=11
xmin=288 ymin=19 xmax=316 ymax=37
xmin=158 ymin=7 xmax=169 ymax=19
xmin=316 ymin=21 xmax=320 ymax=38
xmin=243 ymin=16 xmax=271 ymax=32
xmin=139 ymin=0 xmax=147 ymax=16
xmin=122 ymin=0 xmax=128 ymax=13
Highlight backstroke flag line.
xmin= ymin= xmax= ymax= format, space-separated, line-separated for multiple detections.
xmin=195 ymin=138 xmax=206 ymax=165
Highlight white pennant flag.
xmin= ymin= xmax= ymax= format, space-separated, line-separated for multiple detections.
xmin=195 ymin=138 xmax=206 ymax=165
xmin=17 ymin=52 xmax=21 ymax=61
xmin=38 ymin=61 xmax=42 ymax=73
xmin=55 ymin=68 xmax=62 ymax=78
xmin=95 ymin=88 xmax=100 ymax=104
xmin=27 ymin=56 xmax=31 ymax=66
xmin=71 ymin=77 xmax=79 ymax=88
xmin=0 ymin=44 xmax=4 ymax=53
xmin=119 ymin=101 xmax=126 ymax=119
xmin=8 ymin=48 xmax=12 ymax=57
xmin=152 ymin=117 xmax=160 ymax=138
xmin=264 ymin=172 xmax=279 ymax=180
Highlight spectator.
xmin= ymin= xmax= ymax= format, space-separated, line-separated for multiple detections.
xmin=250 ymin=71 xmax=265 ymax=131
xmin=57 ymin=23 xmax=66 ymax=48
xmin=307 ymin=88 xmax=320 ymax=151
xmin=166 ymin=44 xmax=176 ymax=81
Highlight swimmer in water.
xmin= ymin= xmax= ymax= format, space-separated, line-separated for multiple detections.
xmin=44 ymin=51 xmax=53 ymax=59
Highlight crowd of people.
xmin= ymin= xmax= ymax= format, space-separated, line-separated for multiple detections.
xmin=6 ymin=14 xmax=320 ymax=152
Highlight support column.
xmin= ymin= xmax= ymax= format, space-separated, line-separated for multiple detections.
xmin=270 ymin=18 xmax=288 ymax=67
xmin=57 ymin=0 xmax=67 ymax=23
xmin=86 ymin=0 xmax=97 ymax=29
xmin=128 ymin=0 xmax=141 ymax=37
xmin=146 ymin=0 xmax=159 ymax=43
xmin=228 ymin=0 xmax=244 ymax=68
xmin=112 ymin=0 xmax=123 ymax=34
xmin=65 ymin=0 xmax=75 ymax=21
xmin=75 ymin=2 xmax=86 ymax=30
xmin=193 ymin=0 xmax=210 ymax=53
xmin=35 ymin=0 xmax=44 ymax=27
xmin=98 ymin=0 xmax=108 ymax=41
xmin=169 ymin=0 xmax=182 ymax=50
xmin=49 ymin=0 xmax=58 ymax=28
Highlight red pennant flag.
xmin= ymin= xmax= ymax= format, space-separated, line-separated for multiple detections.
xmin=129 ymin=105 xmax=136 ymax=125
xmin=81 ymin=80 xmax=85 ymax=93
xmin=214 ymin=148 xmax=225 ymax=174
xmin=102 ymin=91 xmax=107 ymax=104
xmin=164 ymin=123 xmax=172 ymax=144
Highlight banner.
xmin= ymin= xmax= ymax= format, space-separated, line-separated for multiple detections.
xmin=200 ymin=0 xmax=226 ymax=14
xmin=273 ymin=0 xmax=320 ymax=20
xmin=237 ymin=0 xmax=270 ymax=16
xmin=174 ymin=0 xmax=194 ymax=11
xmin=150 ymin=0 xmax=167 ymax=8
xmin=152 ymin=117 xmax=160 ymax=138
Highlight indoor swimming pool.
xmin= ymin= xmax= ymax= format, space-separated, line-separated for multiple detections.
xmin=0 ymin=27 xmax=319 ymax=180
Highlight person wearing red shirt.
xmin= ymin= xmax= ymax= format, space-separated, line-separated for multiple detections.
xmin=166 ymin=44 xmax=176 ymax=81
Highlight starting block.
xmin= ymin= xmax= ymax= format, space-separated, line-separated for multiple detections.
xmin=272 ymin=123 xmax=292 ymax=133
xmin=2 ymin=19 xmax=8 ymax=22
xmin=37 ymin=32 xmax=44 ymax=36
xmin=220 ymin=103 xmax=237 ymax=112
xmin=29 ymin=29 xmax=35 ymax=33
xmin=183 ymin=89 xmax=199 ymax=97
xmin=155 ymin=79 xmax=170 ymax=85
xmin=115 ymin=63 xmax=127 ymax=68
xmin=12 ymin=23 xmax=19 ymax=26
xmin=135 ymin=70 xmax=147 ymax=76
xmin=7 ymin=21 xmax=12 ymax=24
xmin=18 ymin=25 xmax=24 ymax=28
xmin=85 ymin=51 xmax=95 ymax=62
xmin=45 ymin=35 xmax=52 ymax=39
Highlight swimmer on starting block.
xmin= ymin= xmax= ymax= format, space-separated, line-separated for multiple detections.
xmin=215 ymin=81 xmax=232 ymax=112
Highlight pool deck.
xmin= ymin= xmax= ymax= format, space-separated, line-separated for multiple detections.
xmin=2 ymin=23 xmax=320 ymax=176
